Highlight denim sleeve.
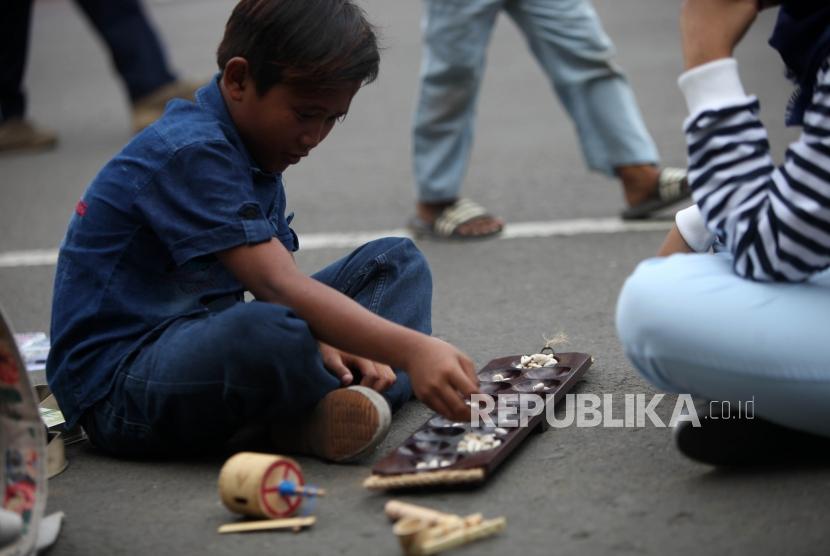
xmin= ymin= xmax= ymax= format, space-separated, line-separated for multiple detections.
xmin=134 ymin=141 xmax=274 ymax=265
xmin=273 ymin=182 xmax=299 ymax=252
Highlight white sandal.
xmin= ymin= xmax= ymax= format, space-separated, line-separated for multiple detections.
xmin=409 ymin=198 xmax=503 ymax=239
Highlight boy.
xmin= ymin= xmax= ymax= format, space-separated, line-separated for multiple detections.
xmin=46 ymin=0 xmax=479 ymax=462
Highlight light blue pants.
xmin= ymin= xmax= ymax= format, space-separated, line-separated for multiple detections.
xmin=413 ymin=0 xmax=660 ymax=202
xmin=616 ymin=253 xmax=830 ymax=437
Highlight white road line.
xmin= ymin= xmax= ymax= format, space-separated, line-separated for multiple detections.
xmin=0 ymin=249 xmax=60 ymax=268
xmin=0 ymin=217 xmax=671 ymax=269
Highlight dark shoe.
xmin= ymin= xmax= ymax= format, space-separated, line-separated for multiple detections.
xmin=132 ymin=80 xmax=202 ymax=132
xmin=675 ymin=402 xmax=830 ymax=466
xmin=0 ymin=119 xmax=57 ymax=154
xmin=621 ymin=167 xmax=690 ymax=220
xmin=272 ymin=386 xmax=391 ymax=463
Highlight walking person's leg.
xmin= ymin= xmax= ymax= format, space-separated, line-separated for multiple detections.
xmin=412 ymin=0 xmax=506 ymax=238
xmin=0 ymin=0 xmax=57 ymax=153
xmin=507 ymin=0 xmax=687 ymax=217
xmin=73 ymin=0 xmax=200 ymax=131
xmin=73 ymin=0 xmax=175 ymax=102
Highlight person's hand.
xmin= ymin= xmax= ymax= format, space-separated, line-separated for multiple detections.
xmin=318 ymin=341 xmax=397 ymax=392
xmin=657 ymin=224 xmax=695 ymax=256
xmin=680 ymin=0 xmax=760 ymax=70
xmin=404 ymin=337 xmax=479 ymax=422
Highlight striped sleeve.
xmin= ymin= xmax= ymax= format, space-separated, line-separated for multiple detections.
xmin=681 ymin=58 xmax=830 ymax=282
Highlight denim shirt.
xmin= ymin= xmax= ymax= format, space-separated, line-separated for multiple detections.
xmin=47 ymin=76 xmax=299 ymax=428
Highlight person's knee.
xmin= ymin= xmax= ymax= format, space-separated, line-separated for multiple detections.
xmin=218 ymin=302 xmax=319 ymax=382
xmin=616 ymin=258 xmax=675 ymax=350
xmin=389 ymin=236 xmax=429 ymax=267
xmin=379 ymin=236 xmax=433 ymax=286
xmin=424 ymin=57 xmax=480 ymax=85
xmin=616 ymin=256 xmax=716 ymax=392
xmin=617 ymin=261 xmax=655 ymax=353
xmin=418 ymin=64 xmax=481 ymax=121
xmin=366 ymin=236 xmax=425 ymax=263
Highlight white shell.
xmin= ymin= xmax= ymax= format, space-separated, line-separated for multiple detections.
xmin=516 ymin=352 xmax=558 ymax=369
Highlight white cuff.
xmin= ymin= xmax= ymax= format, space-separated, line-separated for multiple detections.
xmin=675 ymin=205 xmax=715 ymax=253
xmin=677 ymin=58 xmax=750 ymax=116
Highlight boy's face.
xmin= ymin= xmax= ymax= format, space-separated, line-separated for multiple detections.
xmin=222 ymin=59 xmax=359 ymax=173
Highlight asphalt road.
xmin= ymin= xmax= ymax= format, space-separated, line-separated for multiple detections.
xmin=1 ymin=1 xmax=827 ymax=555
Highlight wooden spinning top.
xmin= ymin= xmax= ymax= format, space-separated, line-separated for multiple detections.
xmin=218 ymin=452 xmax=324 ymax=519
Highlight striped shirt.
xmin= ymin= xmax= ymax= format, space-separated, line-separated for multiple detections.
xmin=683 ymin=58 xmax=830 ymax=282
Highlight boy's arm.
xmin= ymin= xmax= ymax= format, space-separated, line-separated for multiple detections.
xmin=217 ymin=239 xmax=479 ymax=420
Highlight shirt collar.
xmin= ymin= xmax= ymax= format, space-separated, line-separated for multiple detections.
xmin=196 ymin=73 xmax=281 ymax=178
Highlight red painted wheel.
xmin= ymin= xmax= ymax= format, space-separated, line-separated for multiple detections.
xmin=260 ymin=458 xmax=305 ymax=517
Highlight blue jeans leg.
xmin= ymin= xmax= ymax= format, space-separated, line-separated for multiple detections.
xmin=73 ymin=0 xmax=176 ymax=101
xmin=412 ymin=0 xmax=503 ymax=202
xmin=506 ymin=0 xmax=658 ymax=175
xmin=616 ymin=253 xmax=830 ymax=437
xmin=84 ymin=238 xmax=431 ymax=456
xmin=312 ymin=237 xmax=433 ymax=411
xmin=84 ymin=301 xmax=338 ymax=456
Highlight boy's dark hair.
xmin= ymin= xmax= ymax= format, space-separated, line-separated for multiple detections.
xmin=217 ymin=0 xmax=380 ymax=94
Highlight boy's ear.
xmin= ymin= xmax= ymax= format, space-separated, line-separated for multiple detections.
xmin=221 ymin=57 xmax=251 ymax=101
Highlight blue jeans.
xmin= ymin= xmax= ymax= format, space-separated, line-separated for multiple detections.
xmin=616 ymin=253 xmax=830 ymax=438
xmin=1 ymin=0 xmax=174 ymax=120
xmin=412 ymin=0 xmax=659 ymax=202
xmin=82 ymin=238 xmax=430 ymax=456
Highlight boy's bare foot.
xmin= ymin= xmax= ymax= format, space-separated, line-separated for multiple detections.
xmin=271 ymin=386 xmax=391 ymax=463
xmin=414 ymin=199 xmax=504 ymax=239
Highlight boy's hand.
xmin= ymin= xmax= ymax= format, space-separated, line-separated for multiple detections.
xmin=318 ymin=341 xmax=397 ymax=392
xmin=218 ymin=240 xmax=472 ymax=412
xmin=405 ymin=337 xmax=479 ymax=422
xmin=680 ymin=0 xmax=759 ymax=70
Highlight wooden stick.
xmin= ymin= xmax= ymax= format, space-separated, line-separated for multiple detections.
xmin=387 ymin=502 xmax=499 ymax=556
xmin=293 ymin=485 xmax=326 ymax=496
xmin=385 ymin=501 xmax=460 ymax=525
xmin=393 ymin=517 xmax=430 ymax=555
xmin=217 ymin=516 xmax=316 ymax=534
xmin=418 ymin=517 xmax=507 ymax=555
xmin=363 ymin=468 xmax=485 ymax=490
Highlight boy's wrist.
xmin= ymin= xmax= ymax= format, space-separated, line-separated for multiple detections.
xmin=675 ymin=205 xmax=715 ymax=253
xmin=683 ymin=50 xmax=733 ymax=72
xmin=678 ymin=58 xmax=748 ymax=116
xmin=400 ymin=334 xmax=434 ymax=369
